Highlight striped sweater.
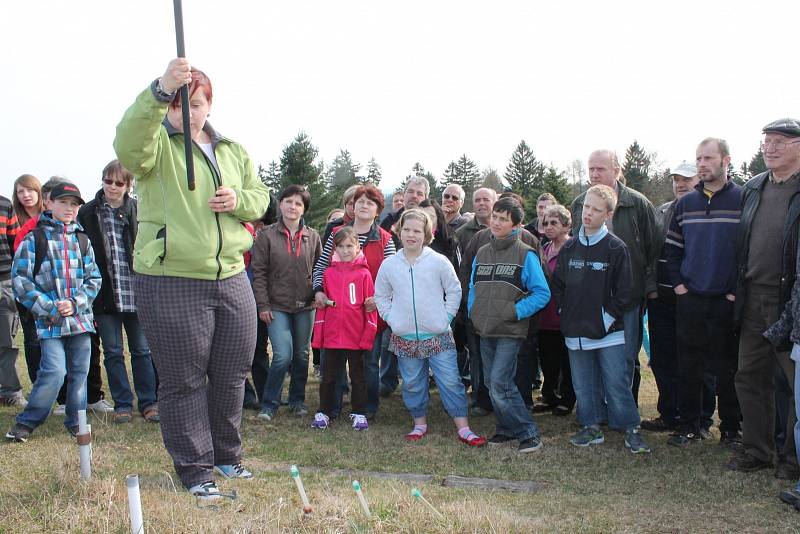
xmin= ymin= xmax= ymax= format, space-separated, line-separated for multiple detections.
xmin=0 ymin=195 xmax=20 ymax=280
xmin=663 ymin=180 xmax=742 ymax=296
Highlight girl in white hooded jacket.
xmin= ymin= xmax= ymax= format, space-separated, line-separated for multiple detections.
xmin=374 ymin=209 xmax=486 ymax=447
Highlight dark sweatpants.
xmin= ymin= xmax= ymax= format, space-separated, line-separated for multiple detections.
xmin=135 ymin=273 xmax=257 ymax=489
xmin=319 ymin=349 xmax=366 ymax=416
xmin=675 ymin=292 xmax=741 ymax=434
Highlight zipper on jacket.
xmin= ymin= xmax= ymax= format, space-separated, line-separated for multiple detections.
xmin=195 ymin=142 xmax=224 ymax=279
xmin=409 ymin=265 xmax=420 ymax=341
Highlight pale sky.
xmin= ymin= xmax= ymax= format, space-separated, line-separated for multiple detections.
xmin=1 ymin=0 xmax=798 ymax=199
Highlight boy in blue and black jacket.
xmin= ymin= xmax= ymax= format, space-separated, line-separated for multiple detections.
xmin=6 ymin=183 xmax=102 ymax=442
xmin=468 ymin=197 xmax=550 ymax=454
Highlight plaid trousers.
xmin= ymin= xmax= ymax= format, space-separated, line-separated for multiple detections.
xmin=135 ymin=273 xmax=256 ymax=488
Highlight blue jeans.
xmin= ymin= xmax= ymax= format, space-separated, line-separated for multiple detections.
xmin=96 ymin=312 xmax=157 ymax=413
xmin=480 ymin=337 xmax=539 ymax=441
xmin=17 ymin=333 xmax=91 ymax=430
xmin=569 ymin=343 xmax=641 ymax=431
xmin=397 ymin=349 xmax=468 ymax=419
xmin=262 ymin=310 xmax=314 ymax=411
xmin=379 ymin=340 xmax=399 ymax=393
xmin=792 ymin=345 xmax=800 ymax=473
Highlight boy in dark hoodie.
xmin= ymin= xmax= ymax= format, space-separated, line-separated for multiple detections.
xmin=6 ymin=183 xmax=101 ymax=442
xmin=552 ymin=184 xmax=650 ymax=454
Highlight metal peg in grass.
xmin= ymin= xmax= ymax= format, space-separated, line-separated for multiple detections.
xmin=290 ymin=465 xmax=312 ymax=514
xmin=352 ymin=480 xmax=371 ymax=518
xmin=411 ymin=488 xmax=444 ymax=520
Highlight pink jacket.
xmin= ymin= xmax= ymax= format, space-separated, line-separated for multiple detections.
xmin=312 ymin=253 xmax=378 ymax=351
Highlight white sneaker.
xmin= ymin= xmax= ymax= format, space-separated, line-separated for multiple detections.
xmin=188 ymin=481 xmax=222 ymax=501
xmin=53 ymin=404 xmax=66 ymax=416
xmin=87 ymin=399 xmax=114 ymax=413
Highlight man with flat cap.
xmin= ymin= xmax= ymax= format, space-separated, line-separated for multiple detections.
xmin=728 ymin=118 xmax=800 ymax=479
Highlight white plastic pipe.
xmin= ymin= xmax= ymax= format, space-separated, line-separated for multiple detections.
xmin=126 ymin=474 xmax=144 ymax=534
xmin=290 ymin=465 xmax=312 ymax=514
xmin=77 ymin=410 xmax=91 ymax=480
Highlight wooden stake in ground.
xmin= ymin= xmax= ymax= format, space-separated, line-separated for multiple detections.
xmin=290 ymin=465 xmax=312 ymax=514
xmin=352 ymin=480 xmax=371 ymax=518
xmin=411 ymin=488 xmax=444 ymax=520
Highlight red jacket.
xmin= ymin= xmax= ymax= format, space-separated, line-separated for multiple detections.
xmin=312 ymin=253 xmax=377 ymax=351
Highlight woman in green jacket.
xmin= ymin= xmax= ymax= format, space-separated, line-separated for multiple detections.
xmin=114 ymin=58 xmax=270 ymax=501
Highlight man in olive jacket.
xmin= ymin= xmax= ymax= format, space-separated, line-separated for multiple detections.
xmin=571 ymin=149 xmax=659 ymax=403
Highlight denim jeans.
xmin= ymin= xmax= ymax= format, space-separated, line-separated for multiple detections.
xmin=397 ymin=349 xmax=468 ymax=419
xmin=96 ymin=312 xmax=157 ymax=413
xmin=480 ymin=337 xmax=539 ymax=441
xmin=792 ymin=345 xmax=800 ymax=468
xmin=17 ymin=333 xmax=91 ymax=430
xmin=262 ymin=309 xmax=314 ymax=411
xmin=569 ymin=343 xmax=641 ymax=431
xmin=379 ymin=342 xmax=399 ymax=393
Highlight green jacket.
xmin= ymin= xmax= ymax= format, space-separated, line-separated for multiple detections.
xmin=571 ymin=180 xmax=659 ymax=305
xmin=114 ymin=84 xmax=270 ymax=280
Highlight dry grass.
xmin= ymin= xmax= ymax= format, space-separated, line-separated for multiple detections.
xmin=1 ymin=349 xmax=799 ymax=533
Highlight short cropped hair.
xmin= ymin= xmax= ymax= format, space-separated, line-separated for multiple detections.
xmin=405 ymin=176 xmax=430 ymax=198
xmin=537 ymin=192 xmax=557 ymax=204
xmin=544 ymin=204 xmax=571 ymax=227
xmin=493 ymin=196 xmax=525 ymax=225
xmin=399 ymin=208 xmax=434 ymax=246
xmin=353 ymin=184 xmax=385 ymax=215
xmin=279 ymin=184 xmax=311 ymax=212
xmin=699 ymin=137 xmax=730 ymax=159
xmin=586 ymin=184 xmax=617 ymax=212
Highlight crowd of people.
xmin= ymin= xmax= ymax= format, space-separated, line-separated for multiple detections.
xmin=1 ymin=58 xmax=799 ymax=509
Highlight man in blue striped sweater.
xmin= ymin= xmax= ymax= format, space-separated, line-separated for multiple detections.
xmin=664 ymin=137 xmax=743 ymax=447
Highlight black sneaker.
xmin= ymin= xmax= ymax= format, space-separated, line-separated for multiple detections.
xmin=487 ymin=434 xmax=515 ymax=446
xmin=780 ymin=487 xmax=800 ymax=511
xmin=719 ymin=429 xmax=742 ymax=450
xmin=518 ymin=436 xmax=543 ymax=453
xmin=726 ymin=452 xmax=772 ymax=472
xmin=667 ymin=429 xmax=705 ymax=447
xmin=67 ymin=425 xmax=79 ymax=438
xmin=776 ymin=462 xmax=800 ymax=481
xmin=552 ymin=405 xmax=572 ymax=417
xmin=5 ymin=423 xmax=33 ymax=442
xmin=640 ymin=417 xmax=677 ymax=433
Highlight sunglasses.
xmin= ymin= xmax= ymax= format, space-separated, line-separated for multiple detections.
xmin=541 ymin=220 xmax=561 ymax=227
xmin=442 ymin=193 xmax=461 ymax=201
xmin=103 ymin=178 xmax=126 ymax=188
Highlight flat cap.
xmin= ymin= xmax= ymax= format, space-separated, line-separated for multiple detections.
xmin=762 ymin=118 xmax=800 ymax=137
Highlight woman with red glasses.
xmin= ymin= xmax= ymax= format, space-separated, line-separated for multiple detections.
xmin=77 ymin=160 xmax=159 ymax=425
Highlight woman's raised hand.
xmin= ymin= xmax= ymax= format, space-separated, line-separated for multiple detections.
xmin=160 ymin=58 xmax=192 ymax=94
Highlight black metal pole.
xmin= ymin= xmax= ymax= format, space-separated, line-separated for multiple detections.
xmin=173 ymin=0 xmax=195 ymax=191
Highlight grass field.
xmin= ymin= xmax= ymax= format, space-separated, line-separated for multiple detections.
xmin=1 ymin=348 xmax=799 ymax=533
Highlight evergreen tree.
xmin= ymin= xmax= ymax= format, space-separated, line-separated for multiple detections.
xmin=622 ymin=140 xmax=651 ymax=193
xmin=279 ymin=131 xmax=330 ymax=230
xmin=404 ymin=162 xmax=441 ymax=200
xmin=325 ymin=149 xmax=361 ymax=194
xmin=541 ymin=166 xmax=572 ymax=206
xmin=480 ymin=167 xmax=504 ymax=194
xmin=257 ymin=160 xmax=282 ymax=193
xmin=748 ymin=147 xmax=767 ymax=176
xmin=365 ymin=157 xmax=382 ymax=186
xmin=504 ymin=140 xmax=545 ymax=198
xmin=453 ymin=154 xmax=481 ymax=211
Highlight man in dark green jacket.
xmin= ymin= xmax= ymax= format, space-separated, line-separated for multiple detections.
xmin=571 ymin=149 xmax=659 ymax=403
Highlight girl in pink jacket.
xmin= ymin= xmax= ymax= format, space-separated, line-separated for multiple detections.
xmin=311 ymin=227 xmax=377 ymax=430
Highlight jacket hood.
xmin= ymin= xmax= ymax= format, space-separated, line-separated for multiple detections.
xmin=37 ymin=210 xmax=83 ymax=234
xmin=398 ymin=246 xmax=434 ymax=265
xmin=330 ymin=251 xmax=370 ymax=269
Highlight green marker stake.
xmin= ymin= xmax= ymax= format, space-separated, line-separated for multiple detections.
xmin=411 ymin=488 xmax=444 ymax=520
xmin=352 ymin=480 xmax=371 ymax=518
xmin=290 ymin=465 xmax=312 ymax=514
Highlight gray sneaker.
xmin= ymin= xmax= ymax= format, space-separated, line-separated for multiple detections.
xmin=289 ymin=404 xmax=309 ymax=416
xmin=5 ymin=423 xmax=33 ymax=442
xmin=257 ymin=408 xmax=275 ymax=421
xmin=570 ymin=426 xmax=604 ymax=447
xmin=624 ymin=428 xmax=651 ymax=454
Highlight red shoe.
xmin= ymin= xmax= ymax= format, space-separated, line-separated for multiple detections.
xmin=405 ymin=429 xmax=427 ymax=442
xmin=459 ymin=434 xmax=487 ymax=447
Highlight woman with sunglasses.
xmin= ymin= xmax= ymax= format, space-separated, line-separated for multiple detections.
xmin=77 ymin=160 xmax=159 ymax=425
xmin=113 ymin=58 xmax=270 ymax=500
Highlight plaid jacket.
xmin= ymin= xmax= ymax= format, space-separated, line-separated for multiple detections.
xmin=11 ymin=212 xmax=102 ymax=339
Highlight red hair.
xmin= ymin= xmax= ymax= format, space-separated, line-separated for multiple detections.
xmin=170 ymin=68 xmax=213 ymax=109
xmin=353 ymin=184 xmax=385 ymax=215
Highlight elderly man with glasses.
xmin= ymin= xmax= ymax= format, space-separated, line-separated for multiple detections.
xmin=441 ymin=184 xmax=469 ymax=232
xmin=728 ymin=118 xmax=800 ymax=481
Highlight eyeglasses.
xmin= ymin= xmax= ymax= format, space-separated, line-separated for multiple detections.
xmin=442 ymin=193 xmax=461 ymax=201
xmin=541 ymin=220 xmax=561 ymax=227
xmin=103 ymin=178 xmax=126 ymax=188
xmin=761 ymin=140 xmax=800 ymax=151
